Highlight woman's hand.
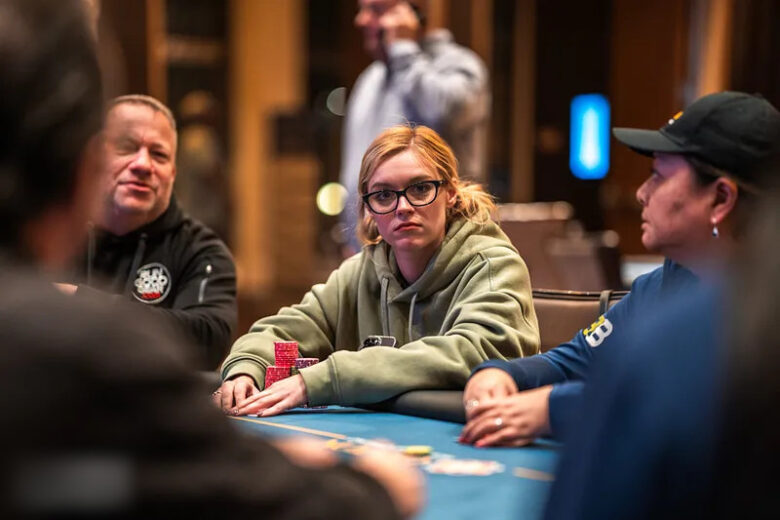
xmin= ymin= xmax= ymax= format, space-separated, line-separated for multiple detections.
xmin=462 ymin=368 xmax=519 ymax=420
xmin=459 ymin=385 xmax=553 ymax=447
xmin=233 ymin=374 xmax=309 ymax=417
xmin=212 ymin=374 xmax=260 ymax=413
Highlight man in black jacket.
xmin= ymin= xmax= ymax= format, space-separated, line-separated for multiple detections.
xmin=65 ymin=95 xmax=237 ymax=370
xmin=0 ymin=0 xmax=422 ymax=517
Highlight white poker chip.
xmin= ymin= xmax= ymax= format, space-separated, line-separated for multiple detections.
xmin=425 ymin=458 xmax=504 ymax=476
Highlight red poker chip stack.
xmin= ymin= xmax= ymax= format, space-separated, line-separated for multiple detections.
xmin=263 ymin=343 xmax=326 ymax=409
xmin=264 ymin=366 xmax=291 ymax=389
xmin=274 ymin=341 xmax=299 ymax=368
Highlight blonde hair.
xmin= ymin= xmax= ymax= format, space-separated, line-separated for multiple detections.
xmin=357 ymin=125 xmax=495 ymax=245
xmin=109 ymin=94 xmax=177 ymax=134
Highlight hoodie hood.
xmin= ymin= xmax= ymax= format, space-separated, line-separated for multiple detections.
xmin=369 ymin=218 xmax=517 ymax=303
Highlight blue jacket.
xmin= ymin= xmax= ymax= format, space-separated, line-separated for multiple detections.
xmin=474 ymin=259 xmax=698 ymax=438
xmin=543 ymin=285 xmax=724 ymax=519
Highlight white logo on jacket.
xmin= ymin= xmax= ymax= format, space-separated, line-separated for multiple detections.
xmin=133 ymin=262 xmax=171 ymax=304
xmin=583 ymin=315 xmax=613 ymax=347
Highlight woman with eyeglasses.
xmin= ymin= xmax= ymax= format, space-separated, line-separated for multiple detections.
xmin=215 ymin=125 xmax=540 ymax=416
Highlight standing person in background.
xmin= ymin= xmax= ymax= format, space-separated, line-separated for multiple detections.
xmin=340 ymin=0 xmax=490 ymax=253
xmin=0 ymin=1 xmax=422 ymax=518
xmin=216 ymin=125 xmax=538 ymax=417
xmin=63 ymin=95 xmax=237 ymax=370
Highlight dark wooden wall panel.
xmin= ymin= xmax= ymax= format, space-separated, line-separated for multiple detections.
xmin=604 ymin=0 xmax=690 ymax=255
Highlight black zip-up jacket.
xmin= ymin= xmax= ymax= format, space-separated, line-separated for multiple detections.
xmin=72 ymin=198 xmax=237 ymax=369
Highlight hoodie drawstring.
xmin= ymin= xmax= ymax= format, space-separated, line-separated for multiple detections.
xmin=380 ymin=277 xmax=390 ymax=336
xmin=124 ymin=232 xmax=147 ymax=296
xmin=380 ymin=276 xmax=419 ymax=344
xmin=407 ymin=292 xmax=418 ymax=343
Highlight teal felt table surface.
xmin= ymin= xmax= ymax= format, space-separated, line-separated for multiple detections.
xmin=231 ymin=407 xmax=558 ymax=520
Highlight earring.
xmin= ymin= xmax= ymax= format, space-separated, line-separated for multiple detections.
xmin=711 ymin=220 xmax=719 ymax=238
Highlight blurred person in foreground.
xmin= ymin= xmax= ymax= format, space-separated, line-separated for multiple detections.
xmin=0 ymin=0 xmax=422 ymax=518
xmin=216 ymin=125 xmax=539 ymax=417
xmin=340 ymin=0 xmax=490 ymax=253
xmin=62 ymin=95 xmax=237 ymax=370
xmin=542 ymin=184 xmax=780 ymax=519
xmin=460 ymin=91 xmax=780 ymax=447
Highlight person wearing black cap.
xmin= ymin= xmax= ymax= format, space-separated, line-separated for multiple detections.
xmin=542 ymin=145 xmax=780 ymax=520
xmin=459 ymin=91 xmax=780 ymax=448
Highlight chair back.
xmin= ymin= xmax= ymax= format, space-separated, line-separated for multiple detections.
xmin=496 ymin=202 xmax=573 ymax=289
xmin=533 ymin=289 xmax=628 ymax=352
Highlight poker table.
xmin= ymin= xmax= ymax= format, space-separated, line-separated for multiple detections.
xmin=229 ymin=390 xmax=559 ymax=520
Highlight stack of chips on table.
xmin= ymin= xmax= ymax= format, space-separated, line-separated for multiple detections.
xmin=265 ymin=341 xmax=323 ymax=408
xmin=264 ymin=341 xmax=298 ymax=388
xmin=293 ymin=357 xmax=319 ymax=374
xmin=273 ymin=341 xmax=299 ymax=370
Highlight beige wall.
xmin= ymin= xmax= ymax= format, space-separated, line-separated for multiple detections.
xmin=229 ymin=0 xmax=306 ymax=293
xmin=690 ymin=0 xmax=733 ymax=98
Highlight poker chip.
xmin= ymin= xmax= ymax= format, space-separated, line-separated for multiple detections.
xmin=425 ymin=458 xmax=505 ymax=476
xmin=403 ymin=445 xmax=433 ymax=457
xmin=265 ymin=344 xmax=327 ymax=409
xmin=274 ymin=341 xmax=299 ymax=367
xmin=325 ymin=439 xmax=347 ymax=450
xmin=290 ymin=357 xmax=324 ymax=408
xmin=323 ymin=436 xmax=503 ymax=477
xmin=264 ymin=365 xmax=291 ymax=389
xmin=294 ymin=357 xmax=319 ymax=369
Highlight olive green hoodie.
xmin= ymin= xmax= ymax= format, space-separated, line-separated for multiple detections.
xmin=221 ymin=218 xmax=539 ymax=406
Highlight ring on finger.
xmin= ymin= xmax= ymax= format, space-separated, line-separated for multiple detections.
xmin=494 ymin=417 xmax=503 ymax=428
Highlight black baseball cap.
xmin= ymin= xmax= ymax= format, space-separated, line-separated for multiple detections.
xmin=613 ymin=91 xmax=780 ymax=188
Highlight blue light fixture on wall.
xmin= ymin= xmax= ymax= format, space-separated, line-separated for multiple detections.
xmin=570 ymin=93 xmax=610 ymax=179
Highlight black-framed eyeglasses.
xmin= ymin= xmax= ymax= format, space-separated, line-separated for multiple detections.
xmin=362 ymin=180 xmax=445 ymax=214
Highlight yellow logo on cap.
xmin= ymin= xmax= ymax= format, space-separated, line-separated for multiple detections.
xmin=667 ymin=111 xmax=683 ymax=125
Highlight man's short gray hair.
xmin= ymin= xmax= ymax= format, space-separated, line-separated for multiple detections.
xmin=109 ymin=94 xmax=177 ymax=133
